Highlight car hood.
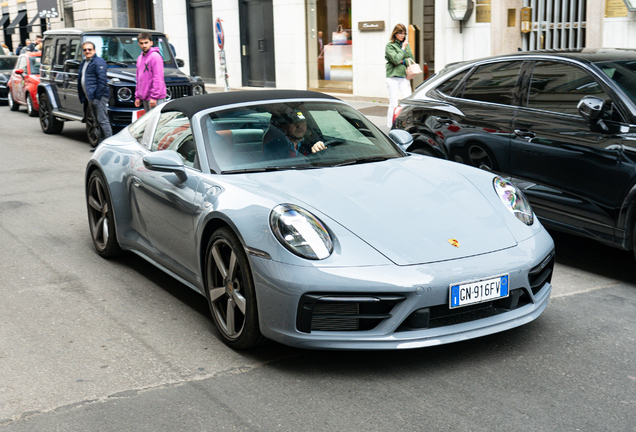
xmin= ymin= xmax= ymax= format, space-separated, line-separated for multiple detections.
xmin=248 ymin=157 xmax=517 ymax=265
xmin=107 ymin=67 xmax=191 ymax=84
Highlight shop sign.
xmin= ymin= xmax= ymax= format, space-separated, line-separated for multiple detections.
xmin=476 ymin=0 xmax=491 ymax=23
xmin=605 ymin=0 xmax=628 ymax=16
xmin=358 ymin=21 xmax=384 ymax=31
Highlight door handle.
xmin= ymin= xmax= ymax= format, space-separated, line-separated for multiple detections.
xmin=258 ymin=39 xmax=265 ymax=52
xmin=436 ymin=116 xmax=453 ymax=125
xmin=132 ymin=176 xmax=142 ymax=187
xmin=514 ymin=129 xmax=536 ymax=139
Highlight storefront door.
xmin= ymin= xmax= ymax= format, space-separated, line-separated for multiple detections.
xmin=239 ymin=0 xmax=276 ymax=87
xmin=187 ymin=0 xmax=216 ymax=83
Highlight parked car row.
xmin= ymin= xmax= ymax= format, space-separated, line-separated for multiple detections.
xmin=1 ymin=27 xmax=206 ymax=146
xmin=393 ymin=48 xmax=636 ymax=260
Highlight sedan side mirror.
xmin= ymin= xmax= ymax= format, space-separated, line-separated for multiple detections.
xmin=389 ymin=129 xmax=414 ymax=151
xmin=143 ymin=150 xmax=188 ymax=182
xmin=15 ymin=68 xmax=24 ymax=75
xmin=577 ymin=96 xmax=609 ymax=133
xmin=176 ymin=58 xmax=185 ymax=68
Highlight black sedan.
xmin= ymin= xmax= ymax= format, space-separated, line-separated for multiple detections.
xmin=0 ymin=55 xmax=18 ymax=103
xmin=394 ymin=48 xmax=636 ymax=259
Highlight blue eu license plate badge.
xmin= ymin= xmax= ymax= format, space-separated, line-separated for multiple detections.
xmin=450 ymin=275 xmax=509 ymax=309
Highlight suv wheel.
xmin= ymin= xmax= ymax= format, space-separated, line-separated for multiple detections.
xmin=39 ymin=93 xmax=64 ymax=134
xmin=8 ymin=91 xmax=19 ymax=111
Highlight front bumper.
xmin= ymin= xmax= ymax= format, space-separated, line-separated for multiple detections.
xmin=0 ymin=85 xmax=8 ymax=101
xmin=250 ymin=228 xmax=554 ymax=350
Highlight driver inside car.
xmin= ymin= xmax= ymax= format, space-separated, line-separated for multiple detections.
xmin=262 ymin=109 xmax=327 ymax=160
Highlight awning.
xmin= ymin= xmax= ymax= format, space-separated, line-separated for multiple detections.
xmin=6 ymin=11 xmax=27 ymax=35
xmin=0 ymin=14 xmax=10 ymax=28
xmin=26 ymin=15 xmax=42 ymax=33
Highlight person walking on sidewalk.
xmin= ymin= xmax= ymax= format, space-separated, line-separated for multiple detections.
xmin=78 ymin=41 xmax=112 ymax=144
xmin=134 ymin=32 xmax=166 ymax=112
xmin=385 ymin=23 xmax=414 ymax=129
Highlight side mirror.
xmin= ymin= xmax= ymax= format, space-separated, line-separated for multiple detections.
xmin=142 ymin=150 xmax=187 ymax=182
xmin=388 ymin=129 xmax=414 ymax=151
xmin=577 ymin=96 xmax=609 ymax=133
xmin=64 ymin=59 xmax=80 ymax=72
xmin=15 ymin=68 xmax=24 ymax=75
xmin=176 ymin=58 xmax=185 ymax=68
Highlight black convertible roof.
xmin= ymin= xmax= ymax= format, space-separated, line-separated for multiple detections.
xmin=162 ymin=90 xmax=340 ymax=119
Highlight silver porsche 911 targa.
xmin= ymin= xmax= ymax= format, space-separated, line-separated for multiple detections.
xmin=85 ymin=90 xmax=555 ymax=350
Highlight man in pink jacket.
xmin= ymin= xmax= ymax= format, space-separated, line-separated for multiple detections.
xmin=134 ymin=32 xmax=167 ymax=111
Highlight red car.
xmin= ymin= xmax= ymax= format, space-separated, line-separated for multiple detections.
xmin=8 ymin=51 xmax=41 ymax=116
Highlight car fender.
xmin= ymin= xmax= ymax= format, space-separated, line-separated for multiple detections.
xmin=37 ymin=82 xmax=60 ymax=109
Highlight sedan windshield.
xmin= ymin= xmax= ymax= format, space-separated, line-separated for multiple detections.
xmin=595 ymin=59 xmax=636 ymax=106
xmin=201 ymin=101 xmax=404 ymax=173
xmin=83 ymin=35 xmax=174 ymax=65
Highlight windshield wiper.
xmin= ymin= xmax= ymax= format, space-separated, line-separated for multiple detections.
xmin=106 ymin=60 xmax=128 ymax=67
xmin=333 ymin=156 xmax=393 ymax=167
xmin=221 ymin=164 xmax=319 ymax=174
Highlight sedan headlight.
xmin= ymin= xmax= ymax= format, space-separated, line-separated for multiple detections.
xmin=493 ymin=177 xmax=534 ymax=225
xmin=193 ymin=84 xmax=203 ymax=95
xmin=270 ymin=204 xmax=334 ymax=260
xmin=117 ymin=87 xmax=133 ymax=102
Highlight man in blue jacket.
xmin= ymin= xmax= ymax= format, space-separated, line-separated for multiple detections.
xmin=78 ymin=41 xmax=112 ymax=144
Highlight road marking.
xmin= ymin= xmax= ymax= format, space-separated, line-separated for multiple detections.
xmin=551 ymin=282 xmax=621 ymax=298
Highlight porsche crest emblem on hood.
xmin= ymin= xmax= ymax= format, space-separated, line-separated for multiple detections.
xmin=448 ymin=239 xmax=460 ymax=248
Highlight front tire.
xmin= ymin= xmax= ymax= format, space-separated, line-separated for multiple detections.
xmin=86 ymin=170 xmax=122 ymax=258
xmin=8 ymin=91 xmax=18 ymax=111
xmin=39 ymin=93 xmax=64 ymax=134
xmin=205 ymin=227 xmax=264 ymax=349
xmin=26 ymin=93 xmax=37 ymax=117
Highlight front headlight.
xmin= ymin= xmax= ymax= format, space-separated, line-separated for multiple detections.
xmin=493 ymin=177 xmax=534 ymax=225
xmin=270 ymin=204 xmax=334 ymax=260
xmin=193 ymin=84 xmax=203 ymax=95
xmin=117 ymin=87 xmax=133 ymax=102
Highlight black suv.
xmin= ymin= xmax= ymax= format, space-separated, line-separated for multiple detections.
xmin=393 ymin=49 xmax=636 ymax=259
xmin=37 ymin=28 xmax=206 ymax=146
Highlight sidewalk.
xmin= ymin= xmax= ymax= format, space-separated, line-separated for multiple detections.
xmin=203 ymin=84 xmax=390 ymax=133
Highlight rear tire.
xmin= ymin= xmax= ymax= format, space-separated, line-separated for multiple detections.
xmin=39 ymin=93 xmax=64 ymax=134
xmin=8 ymin=91 xmax=19 ymax=111
xmin=26 ymin=93 xmax=37 ymax=117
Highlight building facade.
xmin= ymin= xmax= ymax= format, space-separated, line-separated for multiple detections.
xmin=2 ymin=0 xmax=636 ymax=100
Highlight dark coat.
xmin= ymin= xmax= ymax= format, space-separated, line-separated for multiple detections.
xmin=78 ymin=55 xmax=109 ymax=103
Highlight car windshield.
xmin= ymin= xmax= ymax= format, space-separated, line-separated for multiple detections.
xmin=595 ymin=59 xmax=636 ymax=106
xmin=29 ymin=57 xmax=41 ymax=74
xmin=0 ymin=57 xmax=17 ymax=70
xmin=201 ymin=101 xmax=404 ymax=173
xmin=83 ymin=35 xmax=174 ymax=65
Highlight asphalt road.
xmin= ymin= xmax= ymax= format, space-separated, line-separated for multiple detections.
xmin=0 ymin=103 xmax=635 ymax=431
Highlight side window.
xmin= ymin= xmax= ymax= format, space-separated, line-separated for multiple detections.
xmin=527 ymin=61 xmax=610 ymax=116
xmin=128 ymin=114 xmax=152 ymax=144
xmin=436 ymin=69 xmax=470 ymax=96
xmin=16 ymin=56 xmax=27 ymax=70
xmin=69 ymin=39 xmax=81 ymax=60
xmin=41 ymin=39 xmax=54 ymax=65
xmin=456 ymin=61 xmax=522 ymax=105
xmin=151 ymin=112 xmax=197 ymax=168
xmin=55 ymin=40 xmax=68 ymax=68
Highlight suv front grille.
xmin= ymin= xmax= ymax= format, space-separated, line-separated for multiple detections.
xmin=166 ymin=85 xmax=191 ymax=101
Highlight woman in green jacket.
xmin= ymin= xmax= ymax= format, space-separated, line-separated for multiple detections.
xmin=385 ymin=23 xmax=414 ymax=128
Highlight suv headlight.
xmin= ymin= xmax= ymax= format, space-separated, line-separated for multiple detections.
xmin=117 ymin=87 xmax=133 ymax=102
xmin=270 ymin=204 xmax=334 ymax=260
xmin=193 ymin=84 xmax=203 ymax=95
xmin=493 ymin=177 xmax=534 ymax=225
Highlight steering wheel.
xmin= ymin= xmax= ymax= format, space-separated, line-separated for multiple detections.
xmin=323 ymin=139 xmax=346 ymax=148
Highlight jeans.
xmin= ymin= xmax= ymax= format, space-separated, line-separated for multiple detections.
xmin=142 ymin=98 xmax=166 ymax=112
xmin=91 ymin=96 xmax=112 ymax=141
xmin=386 ymin=77 xmax=412 ymax=128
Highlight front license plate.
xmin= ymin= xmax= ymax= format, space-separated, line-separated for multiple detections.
xmin=449 ymin=275 xmax=509 ymax=309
